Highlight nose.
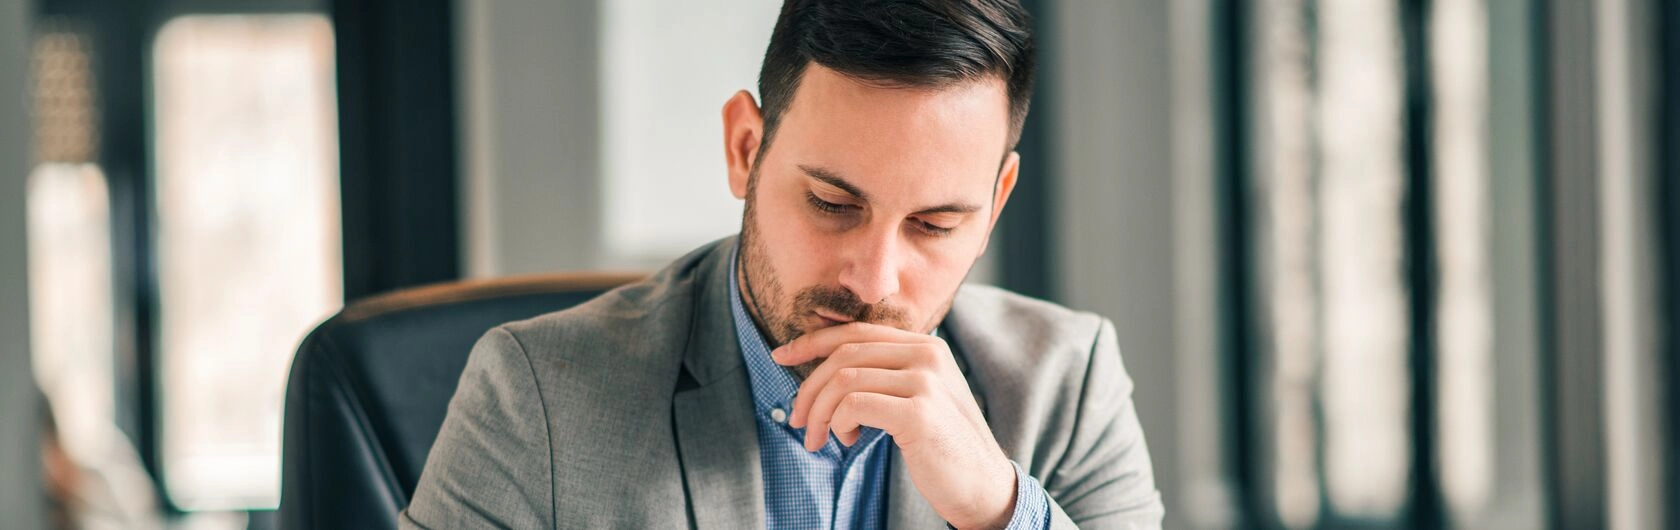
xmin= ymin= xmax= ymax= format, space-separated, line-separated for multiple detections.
xmin=837 ymin=229 xmax=902 ymax=306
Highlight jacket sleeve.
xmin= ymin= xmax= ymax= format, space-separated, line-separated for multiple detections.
xmin=400 ymin=327 xmax=554 ymax=529
xmin=1044 ymin=318 xmax=1165 ymax=529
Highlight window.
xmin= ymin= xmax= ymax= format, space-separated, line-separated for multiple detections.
xmin=150 ymin=14 xmax=340 ymax=511
xmin=1429 ymin=0 xmax=1495 ymax=519
xmin=1237 ymin=0 xmax=1536 ymax=527
xmin=27 ymin=25 xmax=121 ymax=478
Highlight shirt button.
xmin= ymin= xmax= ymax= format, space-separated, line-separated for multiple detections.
xmin=770 ymin=407 xmax=787 ymax=424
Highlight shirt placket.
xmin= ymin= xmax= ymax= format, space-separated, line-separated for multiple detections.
xmin=773 ymin=402 xmax=867 ymax=530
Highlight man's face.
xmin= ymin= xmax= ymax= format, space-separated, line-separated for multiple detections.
xmin=725 ymin=64 xmax=1019 ymax=377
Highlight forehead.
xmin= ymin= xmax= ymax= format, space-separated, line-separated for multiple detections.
xmin=767 ymin=65 xmax=1011 ymax=203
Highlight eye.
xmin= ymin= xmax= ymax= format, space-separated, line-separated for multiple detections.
xmin=916 ymin=219 xmax=955 ymax=237
xmin=806 ymin=192 xmax=856 ymax=215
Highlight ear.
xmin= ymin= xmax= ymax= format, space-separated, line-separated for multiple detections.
xmin=977 ymin=150 xmax=1021 ymax=256
xmin=722 ymin=90 xmax=764 ymax=200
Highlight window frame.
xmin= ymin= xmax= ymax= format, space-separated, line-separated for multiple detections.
xmin=33 ymin=0 xmax=461 ymax=519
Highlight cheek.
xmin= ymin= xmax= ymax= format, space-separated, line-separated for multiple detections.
xmin=899 ymin=235 xmax=985 ymax=310
xmin=753 ymin=197 xmax=833 ymax=285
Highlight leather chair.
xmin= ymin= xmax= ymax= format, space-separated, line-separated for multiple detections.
xmin=278 ymin=272 xmax=643 ymax=530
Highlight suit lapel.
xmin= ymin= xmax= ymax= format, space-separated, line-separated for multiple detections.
xmin=671 ymin=237 xmax=765 ymax=530
xmin=885 ymin=445 xmax=947 ymax=529
xmin=673 ymin=369 xmax=764 ymax=530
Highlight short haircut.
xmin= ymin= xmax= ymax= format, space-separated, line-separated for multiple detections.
xmin=756 ymin=0 xmax=1037 ymax=152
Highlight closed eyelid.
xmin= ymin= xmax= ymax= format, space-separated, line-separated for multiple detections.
xmin=916 ymin=213 xmax=964 ymax=227
xmin=808 ymin=182 xmax=859 ymax=205
xmin=800 ymin=165 xmax=869 ymax=201
xmin=798 ymin=164 xmax=981 ymax=217
xmin=809 ymin=185 xmax=855 ymax=202
xmin=806 ymin=192 xmax=860 ymax=217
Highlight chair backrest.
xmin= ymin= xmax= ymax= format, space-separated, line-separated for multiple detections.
xmin=278 ymin=272 xmax=643 ymax=530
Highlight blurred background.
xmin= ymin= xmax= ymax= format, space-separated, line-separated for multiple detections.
xmin=0 ymin=0 xmax=1674 ymax=528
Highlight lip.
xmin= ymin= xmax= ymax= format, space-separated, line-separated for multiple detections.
xmin=812 ymin=309 xmax=855 ymax=326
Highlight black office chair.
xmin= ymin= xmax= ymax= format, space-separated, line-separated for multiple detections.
xmin=278 ymin=272 xmax=644 ymax=530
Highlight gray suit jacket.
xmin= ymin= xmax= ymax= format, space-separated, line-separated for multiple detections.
xmin=400 ymin=237 xmax=1163 ymax=529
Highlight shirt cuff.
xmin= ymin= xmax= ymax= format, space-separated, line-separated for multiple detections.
xmin=1001 ymin=460 xmax=1051 ymax=530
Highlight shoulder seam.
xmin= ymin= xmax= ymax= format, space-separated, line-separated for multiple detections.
xmin=1046 ymin=316 xmax=1107 ymax=492
xmin=493 ymin=326 xmax=557 ymax=528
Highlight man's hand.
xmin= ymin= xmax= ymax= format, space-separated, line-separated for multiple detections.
xmin=774 ymin=322 xmax=1019 ymax=530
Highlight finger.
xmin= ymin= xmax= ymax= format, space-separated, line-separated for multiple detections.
xmin=835 ymin=429 xmax=861 ymax=447
xmin=790 ymin=344 xmax=924 ymax=428
xmin=796 ymin=367 xmax=924 ymax=451
xmin=828 ymin=392 xmax=915 ymax=444
xmin=772 ymin=321 xmax=931 ymax=366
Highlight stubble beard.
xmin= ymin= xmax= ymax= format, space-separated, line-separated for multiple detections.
xmin=736 ymin=167 xmax=958 ymax=380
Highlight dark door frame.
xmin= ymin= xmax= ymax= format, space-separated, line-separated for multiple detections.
xmin=332 ymin=0 xmax=461 ymax=301
xmin=1657 ymin=0 xmax=1680 ymax=525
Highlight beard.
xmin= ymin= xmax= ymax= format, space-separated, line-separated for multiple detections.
xmin=737 ymin=168 xmax=921 ymax=380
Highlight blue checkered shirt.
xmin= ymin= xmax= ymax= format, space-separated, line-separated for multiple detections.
xmin=729 ymin=247 xmax=1050 ymax=529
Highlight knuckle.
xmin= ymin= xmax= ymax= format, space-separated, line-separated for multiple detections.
xmin=840 ymin=392 xmax=866 ymax=411
xmin=915 ymin=345 xmax=940 ymax=365
xmin=914 ymin=372 xmax=939 ymax=393
xmin=836 ymin=367 xmax=862 ymax=385
xmin=835 ymin=342 xmax=862 ymax=358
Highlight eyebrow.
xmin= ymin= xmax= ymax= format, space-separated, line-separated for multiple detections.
xmin=799 ymin=164 xmax=984 ymax=215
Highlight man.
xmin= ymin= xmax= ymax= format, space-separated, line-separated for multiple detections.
xmin=401 ymin=0 xmax=1163 ymax=528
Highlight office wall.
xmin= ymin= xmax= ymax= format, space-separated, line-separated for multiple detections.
xmin=0 ymin=0 xmax=43 ymax=527
xmin=458 ymin=0 xmax=780 ymax=277
xmin=597 ymin=0 xmax=777 ymax=264
xmin=457 ymin=0 xmax=603 ymax=276
xmin=1049 ymin=1 xmax=1198 ymax=528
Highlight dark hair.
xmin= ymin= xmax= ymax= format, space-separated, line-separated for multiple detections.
xmin=756 ymin=0 xmax=1037 ymax=152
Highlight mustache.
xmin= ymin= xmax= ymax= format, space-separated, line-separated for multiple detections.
xmin=793 ymin=286 xmax=909 ymax=328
